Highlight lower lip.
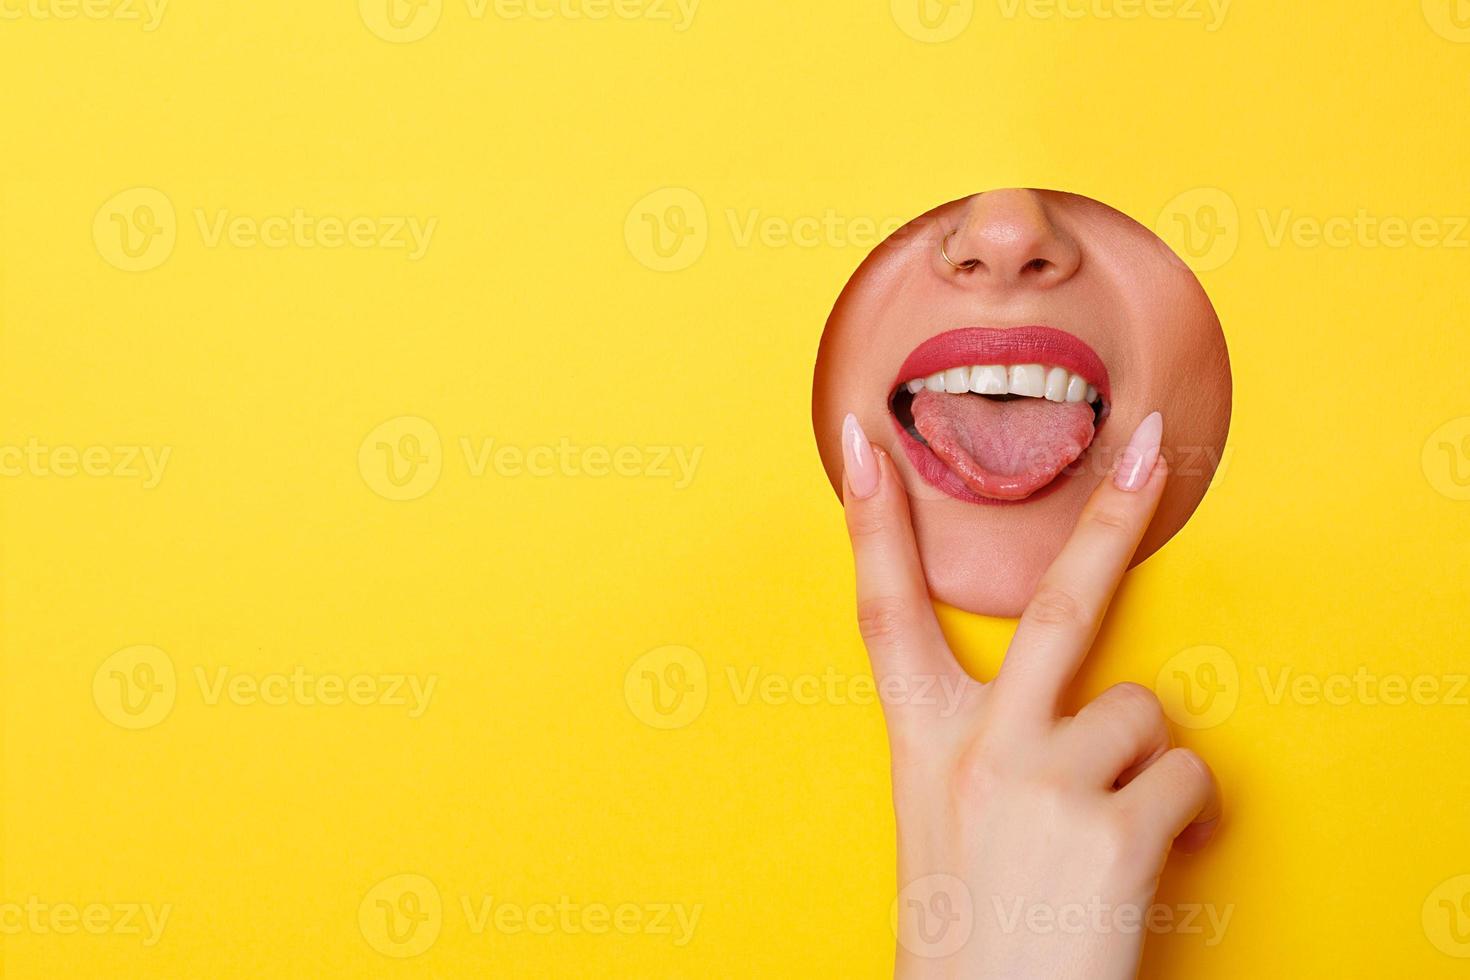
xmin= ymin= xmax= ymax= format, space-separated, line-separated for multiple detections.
xmin=890 ymin=325 xmax=1110 ymax=505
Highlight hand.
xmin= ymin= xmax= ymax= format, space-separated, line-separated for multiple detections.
xmin=839 ymin=411 xmax=1221 ymax=980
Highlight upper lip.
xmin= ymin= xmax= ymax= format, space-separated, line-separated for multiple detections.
xmin=893 ymin=325 xmax=1112 ymax=404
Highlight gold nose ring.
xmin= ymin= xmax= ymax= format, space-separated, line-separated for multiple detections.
xmin=940 ymin=231 xmax=980 ymax=271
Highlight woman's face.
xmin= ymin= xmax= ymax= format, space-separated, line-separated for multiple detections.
xmin=813 ymin=189 xmax=1232 ymax=617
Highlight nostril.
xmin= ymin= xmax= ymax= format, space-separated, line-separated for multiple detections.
xmin=1023 ymin=258 xmax=1051 ymax=275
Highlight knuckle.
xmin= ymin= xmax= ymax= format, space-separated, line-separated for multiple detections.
xmin=1023 ymin=585 xmax=1085 ymax=629
xmin=952 ymin=734 xmax=1021 ymax=795
xmin=1033 ymin=769 xmax=1081 ymax=808
xmin=1166 ymin=747 xmax=1214 ymax=788
xmin=951 ymin=739 xmax=987 ymax=787
xmin=844 ymin=504 xmax=890 ymax=541
xmin=855 ymin=595 xmax=911 ymax=644
xmin=1110 ymin=682 xmax=1165 ymax=727
xmin=1085 ymin=505 xmax=1135 ymax=533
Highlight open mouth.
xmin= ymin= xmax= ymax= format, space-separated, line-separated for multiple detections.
xmin=890 ymin=326 xmax=1112 ymax=504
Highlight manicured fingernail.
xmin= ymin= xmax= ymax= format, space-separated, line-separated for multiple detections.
xmin=1114 ymin=411 xmax=1163 ymax=492
xmin=842 ymin=412 xmax=880 ymax=499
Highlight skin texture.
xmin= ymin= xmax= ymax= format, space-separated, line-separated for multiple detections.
xmin=839 ymin=412 xmax=1220 ymax=979
xmin=814 ymin=189 xmax=1231 ymax=617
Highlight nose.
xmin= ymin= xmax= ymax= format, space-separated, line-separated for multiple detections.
xmin=941 ymin=189 xmax=1081 ymax=289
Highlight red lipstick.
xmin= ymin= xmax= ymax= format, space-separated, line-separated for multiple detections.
xmin=894 ymin=326 xmax=1111 ymax=403
xmin=890 ymin=326 xmax=1111 ymax=505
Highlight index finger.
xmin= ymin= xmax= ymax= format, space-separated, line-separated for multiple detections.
xmin=839 ymin=414 xmax=959 ymax=690
xmin=996 ymin=412 xmax=1169 ymax=718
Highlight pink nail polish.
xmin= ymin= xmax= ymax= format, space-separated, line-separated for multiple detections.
xmin=842 ymin=413 xmax=880 ymax=499
xmin=1114 ymin=411 xmax=1163 ymax=492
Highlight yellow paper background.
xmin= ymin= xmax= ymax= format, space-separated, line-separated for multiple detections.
xmin=3 ymin=0 xmax=1469 ymax=975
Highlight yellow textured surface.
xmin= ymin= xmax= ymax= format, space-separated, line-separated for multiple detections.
xmin=2 ymin=0 xmax=1469 ymax=975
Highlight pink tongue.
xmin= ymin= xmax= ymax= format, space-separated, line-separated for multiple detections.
xmin=911 ymin=389 xmax=1096 ymax=500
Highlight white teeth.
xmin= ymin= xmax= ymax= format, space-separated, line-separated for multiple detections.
xmin=1044 ymin=366 xmax=1070 ymax=403
xmin=1008 ymin=364 xmax=1046 ymax=397
xmin=903 ymin=364 xmax=1104 ymax=404
xmin=969 ymin=365 xmax=1009 ymax=395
